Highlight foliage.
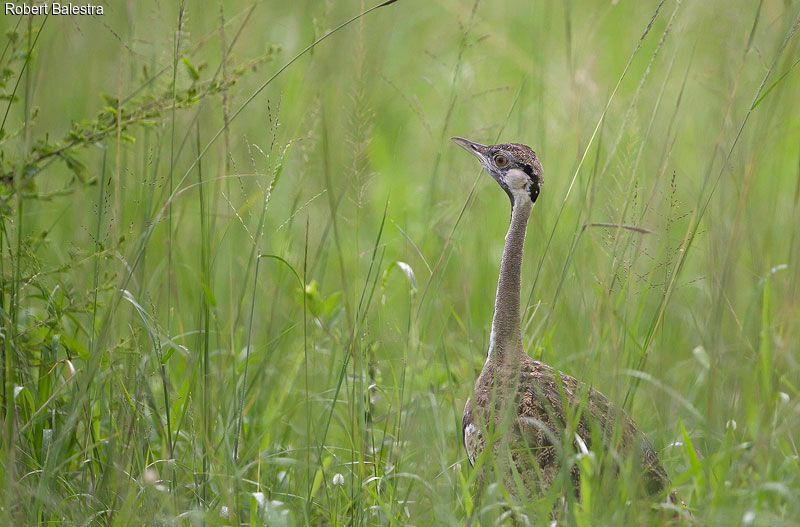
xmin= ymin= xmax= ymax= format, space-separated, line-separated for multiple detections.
xmin=1 ymin=0 xmax=800 ymax=525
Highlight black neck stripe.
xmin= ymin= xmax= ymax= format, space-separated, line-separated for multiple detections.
xmin=520 ymin=163 xmax=534 ymax=177
xmin=520 ymin=163 xmax=540 ymax=202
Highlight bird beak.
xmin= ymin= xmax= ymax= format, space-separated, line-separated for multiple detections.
xmin=452 ymin=136 xmax=497 ymax=181
xmin=451 ymin=137 xmax=489 ymax=161
xmin=452 ymin=136 xmax=513 ymax=205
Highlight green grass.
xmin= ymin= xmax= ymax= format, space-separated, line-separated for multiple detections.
xmin=2 ymin=0 xmax=800 ymax=524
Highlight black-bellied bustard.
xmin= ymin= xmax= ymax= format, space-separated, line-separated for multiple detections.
xmin=452 ymin=137 xmax=685 ymax=513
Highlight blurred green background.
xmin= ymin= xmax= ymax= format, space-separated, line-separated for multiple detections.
xmin=2 ymin=0 xmax=799 ymax=524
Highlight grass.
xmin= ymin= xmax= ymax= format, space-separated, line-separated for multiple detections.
xmin=2 ymin=0 xmax=800 ymax=524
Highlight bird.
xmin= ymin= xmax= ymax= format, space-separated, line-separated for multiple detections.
xmin=452 ymin=136 xmax=684 ymax=510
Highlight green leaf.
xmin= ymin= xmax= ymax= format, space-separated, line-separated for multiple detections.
xmin=101 ymin=92 xmax=118 ymax=107
xmin=62 ymin=154 xmax=87 ymax=183
xmin=201 ymin=283 xmax=217 ymax=307
xmin=182 ymin=57 xmax=200 ymax=82
xmin=680 ymin=421 xmax=703 ymax=495
xmin=61 ymin=334 xmax=89 ymax=360
xmin=161 ymin=344 xmax=175 ymax=364
xmin=324 ymin=291 xmax=342 ymax=318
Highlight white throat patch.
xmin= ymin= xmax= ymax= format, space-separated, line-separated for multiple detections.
xmin=502 ymin=168 xmax=533 ymax=203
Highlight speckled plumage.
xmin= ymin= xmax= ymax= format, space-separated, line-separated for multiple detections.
xmin=453 ymin=137 xmax=684 ymax=509
xmin=462 ymin=356 xmax=672 ymax=500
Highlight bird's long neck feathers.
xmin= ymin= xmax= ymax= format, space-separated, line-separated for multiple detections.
xmin=489 ymin=197 xmax=532 ymax=366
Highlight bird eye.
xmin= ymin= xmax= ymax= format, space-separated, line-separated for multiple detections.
xmin=493 ymin=154 xmax=508 ymax=168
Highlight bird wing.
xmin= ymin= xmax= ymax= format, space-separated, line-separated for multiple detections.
xmin=514 ymin=358 xmax=671 ymax=496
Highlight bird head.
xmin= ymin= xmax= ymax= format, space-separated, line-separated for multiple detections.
xmin=451 ymin=137 xmax=543 ymax=207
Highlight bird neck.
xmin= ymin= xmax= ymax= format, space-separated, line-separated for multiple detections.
xmin=488 ymin=197 xmax=532 ymax=365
